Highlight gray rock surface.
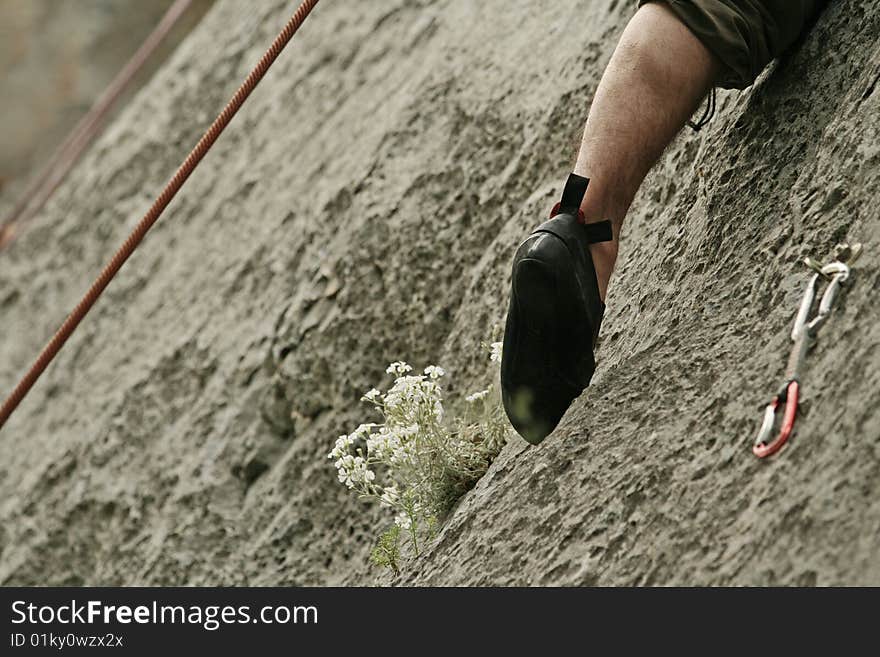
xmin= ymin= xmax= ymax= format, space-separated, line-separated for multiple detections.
xmin=0 ymin=0 xmax=877 ymax=586
xmin=0 ymin=0 xmax=213 ymax=189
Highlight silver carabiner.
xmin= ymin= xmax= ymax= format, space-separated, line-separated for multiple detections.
xmin=807 ymin=262 xmax=850 ymax=335
xmin=753 ymin=255 xmax=854 ymax=459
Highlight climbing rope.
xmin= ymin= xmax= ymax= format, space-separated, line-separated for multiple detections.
xmin=0 ymin=0 xmax=321 ymax=431
xmin=0 ymin=0 xmax=195 ymax=251
xmin=753 ymin=243 xmax=862 ymax=458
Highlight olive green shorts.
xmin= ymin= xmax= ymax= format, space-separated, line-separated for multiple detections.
xmin=638 ymin=1 xmax=827 ymax=88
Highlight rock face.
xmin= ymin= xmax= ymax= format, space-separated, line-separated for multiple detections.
xmin=0 ymin=0 xmax=878 ymax=586
xmin=0 ymin=0 xmax=213 ymax=191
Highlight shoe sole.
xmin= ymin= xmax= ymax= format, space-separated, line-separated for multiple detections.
xmin=502 ymin=236 xmax=581 ymax=444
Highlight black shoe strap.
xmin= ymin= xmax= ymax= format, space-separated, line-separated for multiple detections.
xmin=583 ymin=220 xmax=612 ymax=243
xmin=559 ymin=173 xmax=589 ymax=215
xmin=557 ymin=173 xmax=613 ymax=244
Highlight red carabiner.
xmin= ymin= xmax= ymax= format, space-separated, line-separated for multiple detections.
xmin=753 ymin=380 xmax=799 ymax=458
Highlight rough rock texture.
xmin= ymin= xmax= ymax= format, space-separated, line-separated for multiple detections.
xmin=0 ymin=0 xmax=878 ymax=586
xmin=0 ymin=0 xmax=214 ymax=189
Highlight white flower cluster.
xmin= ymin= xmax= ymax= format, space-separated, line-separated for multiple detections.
xmin=366 ymin=423 xmax=418 ymax=465
xmin=329 ymin=424 xmax=378 ymax=489
xmin=465 ymin=389 xmax=490 ymax=403
xmin=381 ymin=371 xmax=444 ymax=427
xmin=330 ymin=344 xmax=509 ymax=565
xmin=335 ymin=454 xmax=375 ymax=489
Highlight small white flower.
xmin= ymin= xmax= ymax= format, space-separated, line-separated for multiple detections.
xmin=423 ymin=365 xmax=445 ymax=379
xmin=327 ymin=434 xmax=354 ymax=459
xmin=361 ymin=388 xmax=382 ymax=402
xmin=489 ymin=342 xmax=503 ymax=363
xmin=352 ymin=423 xmax=374 ymax=440
xmin=465 ymin=389 xmax=490 ymax=403
xmin=394 ymin=513 xmax=412 ymax=530
xmin=380 ymin=485 xmax=399 ymax=508
xmin=386 ymin=361 xmax=413 ymax=375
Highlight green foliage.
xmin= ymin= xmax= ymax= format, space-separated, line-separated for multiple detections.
xmin=370 ymin=525 xmax=401 ymax=574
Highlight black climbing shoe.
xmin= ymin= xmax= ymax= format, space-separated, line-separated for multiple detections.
xmin=501 ymin=173 xmax=612 ymax=444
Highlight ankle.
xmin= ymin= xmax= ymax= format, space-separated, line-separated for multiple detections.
xmin=571 ymin=177 xmax=625 ymax=303
xmin=588 ymin=241 xmax=617 ymax=304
